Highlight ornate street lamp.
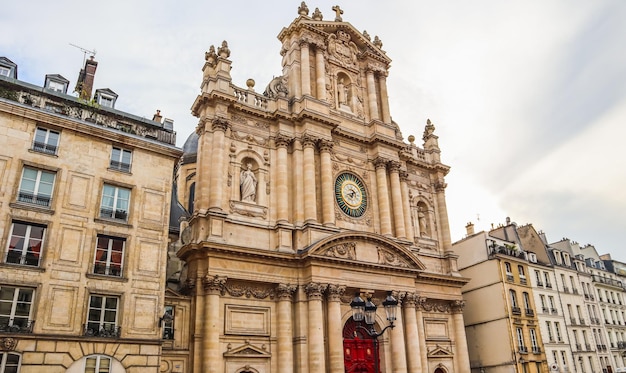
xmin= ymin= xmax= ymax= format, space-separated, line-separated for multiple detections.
xmin=350 ymin=291 xmax=398 ymax=373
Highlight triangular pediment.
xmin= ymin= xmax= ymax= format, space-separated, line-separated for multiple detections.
xmin=223 ymin=341 xmax=271 ymax=358
xmin=427 ymin=345 xmax=454 ymax=358
xmin=305 ymin=232 xmax=426 ymax=271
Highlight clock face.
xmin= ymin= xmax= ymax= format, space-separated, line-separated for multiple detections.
xmin=335 ymin=173 xmax=367 ymax=218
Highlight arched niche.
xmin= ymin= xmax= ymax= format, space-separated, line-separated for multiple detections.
xmin=411 ymin=197 xmax=434 ymax=240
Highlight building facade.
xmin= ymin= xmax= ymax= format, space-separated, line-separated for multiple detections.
xmin=165 ymin=4 xmax=471 ymax=373
xmin=0 ymin=56 xmax=181 ymax=372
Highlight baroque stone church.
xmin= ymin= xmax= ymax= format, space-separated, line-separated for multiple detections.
xmin=168 ymin=3 xmax=471 ymax=373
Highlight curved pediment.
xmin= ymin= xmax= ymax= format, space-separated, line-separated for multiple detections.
xmin=303 ymin=232 xmax=426 ymax=271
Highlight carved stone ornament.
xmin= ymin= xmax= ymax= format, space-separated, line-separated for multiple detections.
xmin=0 ymin=338 xmax=16 ymax=351
xmin=305 ymin=282 xmax=327 ymax=300
xmin=263 ymin=76 xmax=289 ymax=98
xmin=327 ymin=284 xmax=346 ymax=301
xmin=203 ymin=274 xmax=227 ymax=294
xmin=218 ymin=40 xmax=231 ymax=58
xmin=276 ymin=284 xmax=297 ymax=300
xmin=232 ymin=130 xmax=268 ymax=146
xmin=377 ymin=246 xmax=410 ymax=268
xmin=320 ymin=242 xmax=356 ymax=260
xmin=312 ymin=7 xmax=323 ymax=21
xmin=297 ymin=1 xmax=309 ymax=16
xmin=205 ymin=45 xmax=217 ymax=67
xmin=225 ymin=282 xmax=276 ymax=299
xmin=327 ymin=30 xmax=358 ymax=68
xmin=420 ymin=299 xmax=452 ymax=313
xmin=229 ymin=201 xmax=268 ymax=219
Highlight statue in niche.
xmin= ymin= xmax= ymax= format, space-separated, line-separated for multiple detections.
xmin=418 ymin=205 xmax=429 ymax=237
xmin=240 ymin=163 xmax=257 ymax=203
xmin=337 ymin=78 xmax=348 ymax=105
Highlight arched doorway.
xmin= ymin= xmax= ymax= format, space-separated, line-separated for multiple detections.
xmin=343 ymin=317 xmax=378 ymax=373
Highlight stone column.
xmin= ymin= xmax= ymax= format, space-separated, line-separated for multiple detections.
xmin=192 ymin=274 xmax=203 ymax=373
xmin=293 ymin=139 xmax=305 ymax=226
xmin=366 ymin=68 xmax=379 ymax=121
xmin=390 ymin=294 xmax=408 ymax=373
xmin=452 ymin=301 xmax=471 ymax=373
xmin=306 ymin=283 xmax=327 ymax=373
xmin=327 ymin=284 xmax=346 ymax=373
xmin=400 ymin=171 xmax=414 ymax=242
xmin=300 ymin=40 xmax=311 ymax=96
xmin=435 ymin=178 xmax=452 ymax=250
xmin=302 ymin=136 xmax=318 ymax=223
xmin=277 ymin=284 xmax=297 ymax=373
xmin=202 ymin=275 xmax=227 ymax=373
xmin=275 ymin=135 xmax=291 ymax=223
xmin=196 ymin=122 xmax=211 ymax=212
xmin=209 ymin=118 xmax=229 ymax=211
xmin=388 ymin=161 xmax=406 ymax=239
xmin=319 ymin=139 xmax=335 ymax=226
xmin=315 ymin=45 xmax=327 ymax=100
xmin=374 ymin=158 xmax=392 ymax=236
xmin=417 ymin=297 xmax=428 ymax=373
xmin=403 ymin=293 xmax=422 ymax=372
xmin=378 ymin=72 xmax=391 ymax=123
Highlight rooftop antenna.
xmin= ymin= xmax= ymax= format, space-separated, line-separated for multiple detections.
xmin=69 ymin=43 xmax=97 ymax=65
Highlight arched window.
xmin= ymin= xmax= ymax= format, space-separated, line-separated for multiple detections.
xmin=85 ymin=354 xmax=111 ymax=373
xmin=188 ymin=182 xmax=195 ymax=214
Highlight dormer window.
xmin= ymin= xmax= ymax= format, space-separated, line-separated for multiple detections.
xmin=44 ymin=74 xmax=69 ymax=94
xmin=0 ymin=57 xmax=17 ymax=78
xmin=94 ymin=88 xmax=118 ymax=109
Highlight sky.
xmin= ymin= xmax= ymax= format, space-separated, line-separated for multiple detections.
xmin=2 ymin=1 xmax=625 ymax=263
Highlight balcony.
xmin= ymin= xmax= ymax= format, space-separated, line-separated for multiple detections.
xmin=575 ymin=343 xmax=582 ymax=351
xmin=5 ymin=251 xmax=40 ymax=267
xmin=93 ymin=264 xmax=122 ymax=277
xmin=525 ymin=308 xmax=535 ymax=317
xmin=531 ymin=347 xmax=541 ymax=354
xmin=519 ymin=346 xmax=528 ymax=354
xmin=551 ymin=308 xmax=558 ymax=315
xmin=591 ymin=275 xmax=625 ymax=290
xmin=618 ymin=341 xmax=626 ymax=349
xmin=109 ymin=160 xmax=131 ymax=173
xmin=546 ymin=283 xmax=553 ymax=289
xmin=0 ymin=319 xmax=35 ymax=334
xmin=571 ymin=318 xmax=578 ymax=325
xmin=506 ymin=274 xmax=514 ymax=282
xmin=83 ymin=324 xmax=121 ymax=338
xmin=584 ymin=294 xmax=589 ymax=300
xmin=585 ymin=344 xmax=592 ymax=351
xmin=99 ymin=208 xmax=128 ymax=221
xmin=520 ymin=277 xmax=527 ymax=285
xmin=17 ymin=191 xmax=51 ymax=207
xmin=579 ymin=319 xmax=586 ymax=325
xmin=32 ymin=141 xmax=57 ymax=155
xmin=572 ymin=288 xmax=579 ymax=294
xmin=512 ymin=307 xmax=522 ymax=315
xmin=537 ymin=281 xmax=544 ymax=287
xmin=542 ymin=307 xmax=550 ymax=314
xmin=563 ymin=286 xmax=570 ymax=293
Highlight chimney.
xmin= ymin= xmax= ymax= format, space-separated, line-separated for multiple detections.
xmin=74 ymin=56 xmax=98 ymax=100
xmin=152 ymin=110 xmax=163 ymax=123
xmin=465 ymin=222 xmax=475 ymax=236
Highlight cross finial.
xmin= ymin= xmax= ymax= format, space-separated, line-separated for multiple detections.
xmin=332 ymin=5 xmax=343 ymax=21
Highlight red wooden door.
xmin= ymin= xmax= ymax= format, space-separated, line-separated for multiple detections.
xmin=343 ymin=318 xmax=378 ymax=373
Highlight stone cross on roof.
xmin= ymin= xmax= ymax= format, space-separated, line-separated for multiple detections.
xmin=332 ymin=5 xmax=343 ymax=22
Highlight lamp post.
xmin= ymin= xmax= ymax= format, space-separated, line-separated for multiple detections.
xmin=350 ymin=292 xmax=398 ymax=373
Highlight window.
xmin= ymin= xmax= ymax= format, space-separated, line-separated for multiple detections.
xmin=535 ymin=270 xmax=543 ymax=286
xmin=546 ymin=321 xmax=554 ymax=341
xmin=109 ymin=147 xmax=132 ymax=172
xmin=505 ymin=262 xmax=512 ymax=274
xmin=530 ymin=329 xmax=539 ymax=351
xmin=0 ymin=286 xmax=34 ymax=332
xmin=18 ymin=167 xmax=55 ymax=207
xmin=518 ymin=265 xmax=526 ymax=278
xmin=0 ymin=66 xmax=10 ymax=77
xmin=540 ymin=295 xmax=547 ymax=312
xmin=85 ymin=355 xmax=111 ymax=373
xmin=86 ymin=295 xmax=119 ymax=337
xmin=32 ymin=127 xmax=60 ymax=155
xmin=510 ymin=290 xmax=518 ymax=307
xmin=98 ymin=95 xmax=114 ymax=108
xmin=162 ymin=306 xmax=174 ymax=340
xmin=549 ymin=296 xmax=556 ymax=313
xmin=47 ymin=80 xmax=65 ymax=93
xmin=555 ymin=322 xmax=562 ymax=342
xmin=517 ymin=328 xmax=526 ymax=352
xmin=99 ymin=184 xmax=130 ymax=221
xmin=523 ymin=292 xmax=532 ymax=312
xmin=5 ymin=221 xmax=45 ymax=267
xmin=544 ymin=272 xmax=552 ymax=288
xmin=93 ymin=236 xmax=125 ymax=277
xmin=0 ymin=352 xmax=21 ymax=373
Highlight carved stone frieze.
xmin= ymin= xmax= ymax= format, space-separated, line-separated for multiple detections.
xmin=451 ymin=300 xmax=465 ymax=313
xmin=377 ymin=246 xmax=410 ymax=268
xmin=420 ymin=299 xmax=452 ymax=313
xmin=225 ymin=282 xmax=275 ymax=299
xmin=335 ymin=209 xmax=372 ymax=226
xmin=229 ymin=201 xmax=268 ymax=219
xmin=232 ymin=130 xmax=268 ymax=146
xmin=332 ymin=153 xmax=365 ymax=166
xmin=320 ymin=242 xmax=356 ymax=260
xmin=327 ymin=30 xmax=358 ymax=68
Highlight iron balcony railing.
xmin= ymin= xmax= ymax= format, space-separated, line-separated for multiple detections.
xmin=83 ymin=323 xmax=121 ymax=338
xmin=0 ymin=319 xmax=35 ymax=334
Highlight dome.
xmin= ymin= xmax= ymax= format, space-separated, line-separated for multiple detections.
xmin=181 ymin=131 xmax=198 ymax=164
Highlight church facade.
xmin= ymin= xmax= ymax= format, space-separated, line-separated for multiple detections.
xmin=167 ymin=4 xmax=471 ymax=373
